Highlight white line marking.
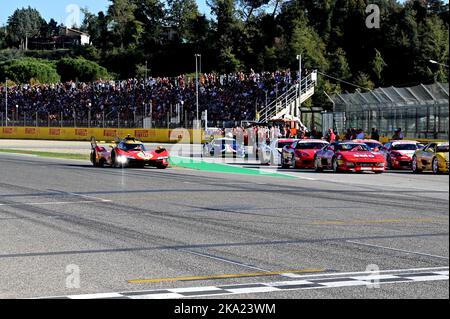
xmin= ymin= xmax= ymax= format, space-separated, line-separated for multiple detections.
xmin=179 ymin=249 xmax=271 ymax=273
xmin=52 ymin=190 xmax=111 ymax=203
xmin=250 ymin=267 xmax=450 ymax=280
xmin=225 ymin=287 xmax=277 ymax=294
xmin=350 ymin=274 xmax=402 ymax=281
xmin=264 ymin=170 xmax=317 ymax=180
xmin=347 ymin=240 xmax=450 ymax=260
xmin=319 ymin=280 xmax=368 ymax=288
xmin=132 ymin=293 xmax=183 ymax=299
xmin=265 ymin=280 xmax=312 ymax=286
xmin=403 ymin=275 xmax=449 ymax=282
xmin=69 ymin=292 xmax=123 ymax=299
xmin=170 ymin=286 xmax=222 ymax=293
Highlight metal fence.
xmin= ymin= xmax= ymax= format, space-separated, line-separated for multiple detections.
xmin=330 ymin=83 xmax=449 ymax=140
xmin=0 ymin=109 xmax=200 ymax=129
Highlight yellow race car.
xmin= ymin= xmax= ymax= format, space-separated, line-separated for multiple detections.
xmin=412 ymin=142 xmax=449 ymax=174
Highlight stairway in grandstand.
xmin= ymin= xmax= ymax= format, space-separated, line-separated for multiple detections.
xmin=259 ymin=70 xmax=318 ymax=123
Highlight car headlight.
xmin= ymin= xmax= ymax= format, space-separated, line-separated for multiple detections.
xmin=158 ymin=156 xmax=169 ymax=160
xmin=117 ymin=156 xmax=128 ymax=164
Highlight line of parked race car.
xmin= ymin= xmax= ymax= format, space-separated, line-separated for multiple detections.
xmin=202 ymin=137 xmax=449 ymax=174
xmin=89 ymin=134 xmax=448 ymax=174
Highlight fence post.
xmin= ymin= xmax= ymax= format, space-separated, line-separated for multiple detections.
xmin=167 ymin=112 xmax=170 ymax=129
xmin=88 ymin=105 xmax=91 ymax=128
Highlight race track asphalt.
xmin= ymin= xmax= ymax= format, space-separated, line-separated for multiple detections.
xmin=0 ymin=148 xmax=448 ymax=299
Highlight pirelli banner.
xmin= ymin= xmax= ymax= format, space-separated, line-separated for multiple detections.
xmin=0 ymin=127 xmax=204 ymax=143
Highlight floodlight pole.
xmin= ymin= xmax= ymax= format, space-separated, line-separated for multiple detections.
xmin=5 ymin=77 xmax=8 ymax=127
xmin=195 ymin=54 xmax=201 ymax=129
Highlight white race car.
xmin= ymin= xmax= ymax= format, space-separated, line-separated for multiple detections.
xmin=258 ymin=138 xmax=299 ymax=165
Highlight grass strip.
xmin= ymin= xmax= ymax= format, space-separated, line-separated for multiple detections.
xmin=0 ymin=149 xmax=89 ymax=160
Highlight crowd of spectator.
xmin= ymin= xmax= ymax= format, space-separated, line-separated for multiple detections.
xmin=0 ymin=70 xmax=297 ymax=125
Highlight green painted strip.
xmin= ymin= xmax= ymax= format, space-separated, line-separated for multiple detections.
xmin=170 ymin=156 xmax=294 ymax=179
xmin=0 ymin=149 xmax=294 ymax=178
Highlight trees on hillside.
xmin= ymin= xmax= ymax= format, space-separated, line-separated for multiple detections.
xmin=7 ymin=7 xmax=45 ymax=50
xmin=1 ymin=0 xmax=448 ymax=95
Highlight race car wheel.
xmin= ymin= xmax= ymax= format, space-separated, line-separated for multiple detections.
xmin=314 ymin=156 xmax=323 ymax=172
xmin=290 ymin=155 xmax=296 ymax=169
xmin=387 ymin=156 xmax=393 ymax=170
xmin=432 ymin=157 xmax=440 ymax=174
xmin=156 ymin=164 xmax=168 ymax=169
xmin=332 ymin=158 xmax=341 ymax=173
xmin=281 ymin=159 xmax=289 ymax=169
xmin=90 ymin=151 xmax=98 ymax=167
xmin=374 ymin=171 xmax=384 ymax=174
xmin=412 ymin=156 xmax=422 ymax=174
xmin=111 ymin=152 xmax=123 ymax=169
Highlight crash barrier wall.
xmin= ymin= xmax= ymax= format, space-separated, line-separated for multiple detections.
xmin=0 ymin=126 xmax=446 ymax=145
xmin=0 ymin=127 xmax=206 ymax=143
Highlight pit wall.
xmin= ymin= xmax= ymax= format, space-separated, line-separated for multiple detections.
xmin=0 ymin=127 xmax=205 ymax=143
xmin=0 ymin=127 xmax=446 ymax=144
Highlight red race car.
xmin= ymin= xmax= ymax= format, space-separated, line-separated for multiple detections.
xmin=281 ymin=139 xmax=329 ymax=169
xmin=352 ymin=139 xmax=383 ymax=152
xmin=90 ymin=136 xmax=170 ymax=169
xmin=382 ymin=140 xmax=422 ymax=170
xmin=314 ymin=141 xmax=386 ymax=173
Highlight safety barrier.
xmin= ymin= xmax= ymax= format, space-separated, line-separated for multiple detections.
xmin=1 ymin=127 xmax=446 ymax=144
xmin=0 ymin=127 xmax=205 ymax=143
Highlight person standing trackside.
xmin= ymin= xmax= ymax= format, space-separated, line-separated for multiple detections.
xmin=325 ymin=129 xmax=336 ymax=143
xmin=392 ymin=128 xmax=404 ymax=140
xmin=371 ymin=128 xmax=380 ymax=141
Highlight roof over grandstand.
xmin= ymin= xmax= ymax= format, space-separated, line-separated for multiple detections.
xmin=331 ymin=82 xmax=449 ymax=111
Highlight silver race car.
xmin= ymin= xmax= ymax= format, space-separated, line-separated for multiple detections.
xmin=258 ymin=138 xmax=299 ymax=165
xmin=202 ymin=138 xmax=247 ymax=158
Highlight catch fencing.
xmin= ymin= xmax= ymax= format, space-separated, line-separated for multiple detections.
xmin=330 ymin=83 xmax=449 ymax=140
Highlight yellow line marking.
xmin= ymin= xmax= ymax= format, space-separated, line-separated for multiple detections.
xmin=127 ymin=268 xmax=325 ymax=284
xmin=310 ymin=217 xmax=448 ymax=226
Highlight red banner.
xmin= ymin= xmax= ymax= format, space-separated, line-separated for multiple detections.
xmin=135 ymin=130 xmax=150 ymax=138
xmin=104 ymin=129 xmax=117 ymax=137
xmin=75 ymin=129 xmax=88 ymax=137
xmin=25 ymin=128 xmax=37 ymax=135
xmin=49 ymin=129 xmax=61 ymax=136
